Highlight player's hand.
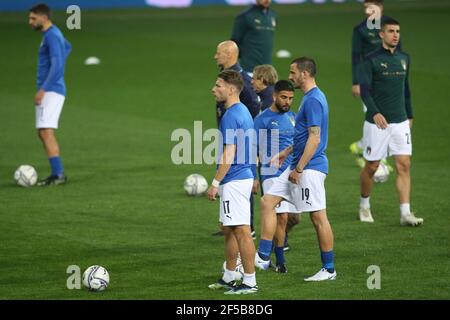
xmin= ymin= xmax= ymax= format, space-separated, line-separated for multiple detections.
xmin=252 ymin=180 xmax=260 ymax=194
xmin=409 ymin=118 xmax=413 ymax=129
xmin=373 ymin=113 xmax=388 ymax=129
xmin=352 ymin=84 xmax=361 ymax=97
xmin=34 ymin=89 xmax=45 ymax=106
xmin=288 ymin=170 xmax=301 ymax=185
xmin=270 ymin=151 xmax=287 ymax=169
xmin=207 ymin=186 xmax=218 ymax=201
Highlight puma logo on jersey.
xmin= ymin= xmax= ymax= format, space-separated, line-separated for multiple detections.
xmin=271 ymin=121 xmax=278 ymax=126
xmin=254 ymin=19 xmax=261 ymax=24
xmin=380 ymin=62 xmax=388 ymax=68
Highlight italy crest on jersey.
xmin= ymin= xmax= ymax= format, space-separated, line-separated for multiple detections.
xmin=401 ymin=59 xmax=407 ymax=71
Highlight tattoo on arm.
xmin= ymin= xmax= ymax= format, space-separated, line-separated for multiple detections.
xmin=308 ymin=126 xmax=321 ymax=136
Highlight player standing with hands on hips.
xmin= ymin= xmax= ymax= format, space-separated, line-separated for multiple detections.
xmin=29 ymin=3 xmax=71 ymax=186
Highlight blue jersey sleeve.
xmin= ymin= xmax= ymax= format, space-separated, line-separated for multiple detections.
xmin=220 ymin=114 xmax=238 ymax=145
xmin=303 ymin=98 xmax=323 ymax=127
xmin=41 ymin=35 xmax=65 ymax=91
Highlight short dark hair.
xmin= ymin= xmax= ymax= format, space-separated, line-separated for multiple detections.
xmin=274 ymin=80 xmax=295 ymax=93
xmin=218 ymin=70 xmax=244 ymax=93
xmin=364 ymin=0 xmax=383 ymax=4
xmin=30 ymin=3 xmax=51 ymax=19
xmin=381 ymin=17 xmax=400 ymax=30
xmin=291 ymin=57 xmax=317 ymax=77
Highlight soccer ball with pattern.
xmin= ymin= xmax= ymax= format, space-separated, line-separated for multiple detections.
xmin=184 ymin=174 xmax=208 ymax=196
xmin=82 ymin=265 xmax=110 ymax=291
xmin=14 ymin=165 xmax=38 ymax=187
xmin=373 ymin=162 xmax=390 ymax=183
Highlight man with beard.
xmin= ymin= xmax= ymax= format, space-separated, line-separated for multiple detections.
xmin=29 ymin=3 xmax=71 ymax=186
xmin=253 ymin=80 xmax=300 ymax=273
xmin=255 ymin=57 xmax=336 ymax=282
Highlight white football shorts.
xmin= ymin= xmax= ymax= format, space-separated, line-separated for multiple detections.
xmin=262 ymin=177 xmax=301 ymax=214
xmin=35 ymin=91 xmax=65 ymax=129
xmin=266 ymin=168 xmax=326 ymax=213
xmin=218 ymin=178 xmax=253 ymax=227
xmin=363 ymin=120 xmax=412 ymax=161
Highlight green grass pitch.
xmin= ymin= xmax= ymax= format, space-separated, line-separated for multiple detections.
xmin=0 ymin=1 xmax=449 ymax=299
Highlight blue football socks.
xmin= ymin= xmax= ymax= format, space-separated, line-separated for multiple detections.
xmin=321 ymin=250 xmax=335 ymax=273
xmin=49 ymin=156 xmax=64 ymax=177
xmin=257 ymin=239 xmax=273 ymax=260
xmin=274 ymin=246 xmax=285 ymax=266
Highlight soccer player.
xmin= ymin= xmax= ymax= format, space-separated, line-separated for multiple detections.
xmin=251 ymin=64 xmax=278 ymax=111
xmin=207 ymin=70 xmax=258 ymax=295
xmin=255 ymin=57 xmax=336 ymax=281
xmin=212 ymin=40 xmax=260 ymax=238
xmin=253 ymin=80 xmax=301 ymax=273
xmin=29 ymin=3 xmax=71 ymax=186
xmin=359 ymin=18 xmax=423 ymax=226
xmin=231 ymin=0 xmax=277 ymax=75
xmin=350 ymin=0 xmax=397 ymax=169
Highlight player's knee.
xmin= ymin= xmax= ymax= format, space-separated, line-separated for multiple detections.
xmin=395 ymin=159 xmax=410 ymax=174
xmin=277 ymin=213 xmax=288 ymax=225
xmin=310 ymin=210 xmax=328 ymax=227
xmin=288 ymin=214 xmax=300 ymax=228
xmin=365 ymin=161 xmax=380 ymax=175
xmin=233 ymin=226 xmax=251 ymax=241
xmin=260 ymin=196 xmax=270 ymax=210
xmin=261 ymin=195 xmax=278 ymax=212
xmin=38 ymin=128 xmax=52 ymax=140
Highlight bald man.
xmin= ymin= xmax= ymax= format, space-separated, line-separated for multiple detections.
xmin=212 ymin=41 xmax=260 ymax=238
xmin=214 ymin=41 xmax=260 ymax=123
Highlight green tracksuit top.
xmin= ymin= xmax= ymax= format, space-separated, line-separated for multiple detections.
xmin=360 ymin=46 xmax=413 ymax=124
xmin=231 ymin=5 xmax=277 ymax=73
xmin=352 ymin=15 xmax=401 ymax=85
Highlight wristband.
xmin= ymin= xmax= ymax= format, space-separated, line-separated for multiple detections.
xmin=295 ymin=167 xmax=303 ymax=174
xmin=211 ymin=179 xmax=220 ymax=188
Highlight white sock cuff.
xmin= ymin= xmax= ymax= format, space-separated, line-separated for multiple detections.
xmin=360 ymin=196 xmax=370 ymax=208
xmin=400 ymin=203 xmax=411 ymax=216
xmin=223 ymin=269 xmax=235 ymax=283
xmin=243 ymin=272 xmax=256 ymax=287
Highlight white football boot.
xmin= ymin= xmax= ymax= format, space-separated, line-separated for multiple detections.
xmin=359 ymin=207 xmax=374 ymax=223
xmin=400 ymin=212 xmax=424 ymax=226
xmin=304 ymin=268 xmax=337 ymax=282
xmin=254 ymin=253 xmax=270 ymax=271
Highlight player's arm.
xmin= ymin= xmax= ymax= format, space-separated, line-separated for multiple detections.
xmin=360 ymin=58 xmax=387 ymax=129
xmin=288 ymin=126 xmax=320 ymax=185
xmin=351 ymin=27 xmax=363 ymax=96
xmin=41 ymin=36 xmax=64 ymax=92
xmin=404 ymin=55 xmax=413 ymax=128
xmin=208 ymin=144 xmax=236 ymax=201
xmin=36 ymin=36 xmax=64 ymax=105
xmin=231 ymin=14 xmax=246 ymax=47
xmin=269 ymin=145 xmax=293 ymax=169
